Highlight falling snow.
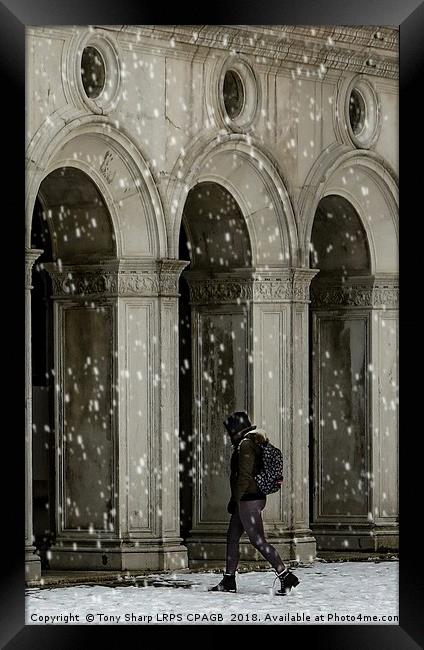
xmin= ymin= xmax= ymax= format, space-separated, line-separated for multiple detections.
xmin=28 ymin=26 xmax=398 ymax=598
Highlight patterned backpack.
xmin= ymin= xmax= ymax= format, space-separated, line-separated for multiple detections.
xmin=253 ymin=433 xmax=284 ymax=495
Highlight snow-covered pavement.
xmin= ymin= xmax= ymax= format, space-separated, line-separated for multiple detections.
xmin=26 ymin=561 xmax=399 ymax=625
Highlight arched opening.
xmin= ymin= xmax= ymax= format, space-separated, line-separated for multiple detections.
xmin=309 ymin=195 xmax=371 ymax=279
xmin=180 ymin=181 xmax=252 ymax=272
xmin=177 ymin=181 xmax=253 ymax=554
xmin=309 ymin=195 xmax=372 ymax=552
xmin=36 ymin=166 xmax=116 ymax=263
xmin=30 ymin=166 xmax=116 ymax=568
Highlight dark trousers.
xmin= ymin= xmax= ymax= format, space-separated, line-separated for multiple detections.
xmin=225 ymin=499 xmax=285 ymax=575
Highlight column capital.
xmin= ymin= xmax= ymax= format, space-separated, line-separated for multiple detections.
xmin=311 ymin=274 xmax=399 ymax=309
xmin=158 ymin=259 xmax=191 ymax=296
xmin=252 ymin=268 xmax=319 ymax=303
xmin=25 ymin=248 xmax=43 ymax=289
xmin=45 ymin=258 xmax=191 ymax=298
xmin=371 ymin=274 xmax=399 ymax=309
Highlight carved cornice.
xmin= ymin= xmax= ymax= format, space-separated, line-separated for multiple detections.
xmin=188 ymin=279 xmax=252 ymax=304
xmin=311 ymin=275 xmax=399 ymax=308
xmin=45 ymin=260 xmax=190 ymax=298
xmin=29 ymin=26 xmax=398 ymax=82
xmin=115 ymin=25 xmax=398 ymax=79
xmin=186 ymin=268 xmax=318 ymax=304
xmin=46 ymin=267 xmax=158 ymax=298
xmin=25 ymin=248 xmax=43 ymax=290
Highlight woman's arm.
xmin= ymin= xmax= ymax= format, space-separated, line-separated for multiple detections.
xmin=232 ymin=439 xmax=255 ymax=501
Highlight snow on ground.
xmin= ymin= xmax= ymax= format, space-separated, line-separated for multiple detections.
xmin=26 ymin=561 xmax=399 ymax=625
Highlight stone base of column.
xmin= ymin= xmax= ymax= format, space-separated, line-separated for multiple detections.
xmin=25 ymin=546 xmax=42 ymax=583
xmin=186 ymin=530 xmax=316 ymax=569
xmin=49 ymin=540 xmax=188 ymax=572
xmin=312 ymin=523 xmax=399 ymax=555
xmin=370 ymin=526 xmax=399 ymax=553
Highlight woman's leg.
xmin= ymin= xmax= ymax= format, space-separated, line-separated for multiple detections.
xmin=238 ymin=499 xmax=286 ymax=574
xmin=225 ymin=506 xmax=245 ymax=574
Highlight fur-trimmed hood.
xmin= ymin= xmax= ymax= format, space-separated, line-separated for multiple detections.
xmin=249 ymin=428 xmax=269 ymax=446
xmin=231 ymin=426 xmax=269 ymax=447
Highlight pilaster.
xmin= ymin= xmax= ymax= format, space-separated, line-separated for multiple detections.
xmin=25 ymin=248 xmax=44 ymax=582
xmin=185 ymin=268 xmax=318 ymax=567
xmin=45 ymin=259 xmax=189 ymax=571
xmin=310 ymin=274 xmax=399 ymax=554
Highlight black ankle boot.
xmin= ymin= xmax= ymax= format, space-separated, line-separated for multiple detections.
xmin=209 ymin=572 xmax=237 ymax=592
xmin=275 ymin=568 xmax=300 ymax=596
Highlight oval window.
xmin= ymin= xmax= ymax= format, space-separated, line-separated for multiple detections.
xmin=223 ymin=69 xmax=244 ymax=120
xmin=81 ymin=46 xmax=106 ymax=99
xmin=349 ymin=88 xmax=366 ymax=136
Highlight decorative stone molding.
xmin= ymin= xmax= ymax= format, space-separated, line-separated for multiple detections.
xmin=371 ymin=285 xmax=399 ymax=308
xmin=311 ymin=275 xmax=398 ymax=308
xmin=99 ymin=150 xmax=117 ymax=184
xmin=188 ymin=278 xmax=252 ymax=304
xmin=25 ymin=248 xmax=44 ymax=290
xmin=159 ymin=259 xmax=191 ymax=296
xmin=253 ymin=278 xmax=289 ymax=302
xmin=62 ymin=28 xmax=121 ymax=115
xmin=186 ymin=268 xmax=318 ymax=304
xmin=115 ymin=25 xmax=398 ymax=79
xmin=207 ymin=55 xmax=261 ymax=132
xmin=290 ymin=269 xmax=320 ymax=302
xmin=335 ymin=74 xmax=382 ymax=149
xmin=45 ymin=259 xmax=190 ymax=298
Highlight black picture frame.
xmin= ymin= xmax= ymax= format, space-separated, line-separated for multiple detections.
xmin=2 ymin=0 xmax=421 ymax=646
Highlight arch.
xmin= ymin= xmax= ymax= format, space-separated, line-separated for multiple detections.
xmin=182 ymin=180 xmax=253 ymax=272
xmin=26 ymin=113 xmax=168 ymax=259
xmin=169 ymin=132 xmax=299 ymax=268
xmin=310 ymin=194 xmax=371 ymax=278
xmin=36 ymin=166 xmax=116 ymax=263
xmin=300 ymin=145 xmax=398 ymax=274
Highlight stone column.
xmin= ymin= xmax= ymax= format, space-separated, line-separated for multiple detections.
xmin=45 ymin=259 xmax=189 ymax=571
xmin=156 ymin=260 xmax=191 ymax=565
xmin=251 ymin=269 xmax=318 ymax=564
xmin=310 ymin=274 xmax=399 ymax=554
xmin=369 ymin=275 xmax=399 ymax=552
xmin=25 ymin=248 xmax=43 ymax=583
xmin=184 ymin=268 xmax=318 ymax=567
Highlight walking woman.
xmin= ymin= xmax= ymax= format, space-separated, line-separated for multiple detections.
xmin=210 ymin=411 xmax=300 ymax=596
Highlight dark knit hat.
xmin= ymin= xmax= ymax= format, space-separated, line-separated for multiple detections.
xmin=223 ymin=411 xmax=256 ymax=438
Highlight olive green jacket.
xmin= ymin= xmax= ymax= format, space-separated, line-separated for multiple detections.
xmin=230 ymin=432 xmax=264 ymax=501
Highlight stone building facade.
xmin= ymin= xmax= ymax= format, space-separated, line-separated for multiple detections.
xmin=25 ymin=25 xmax=399 ymax=582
